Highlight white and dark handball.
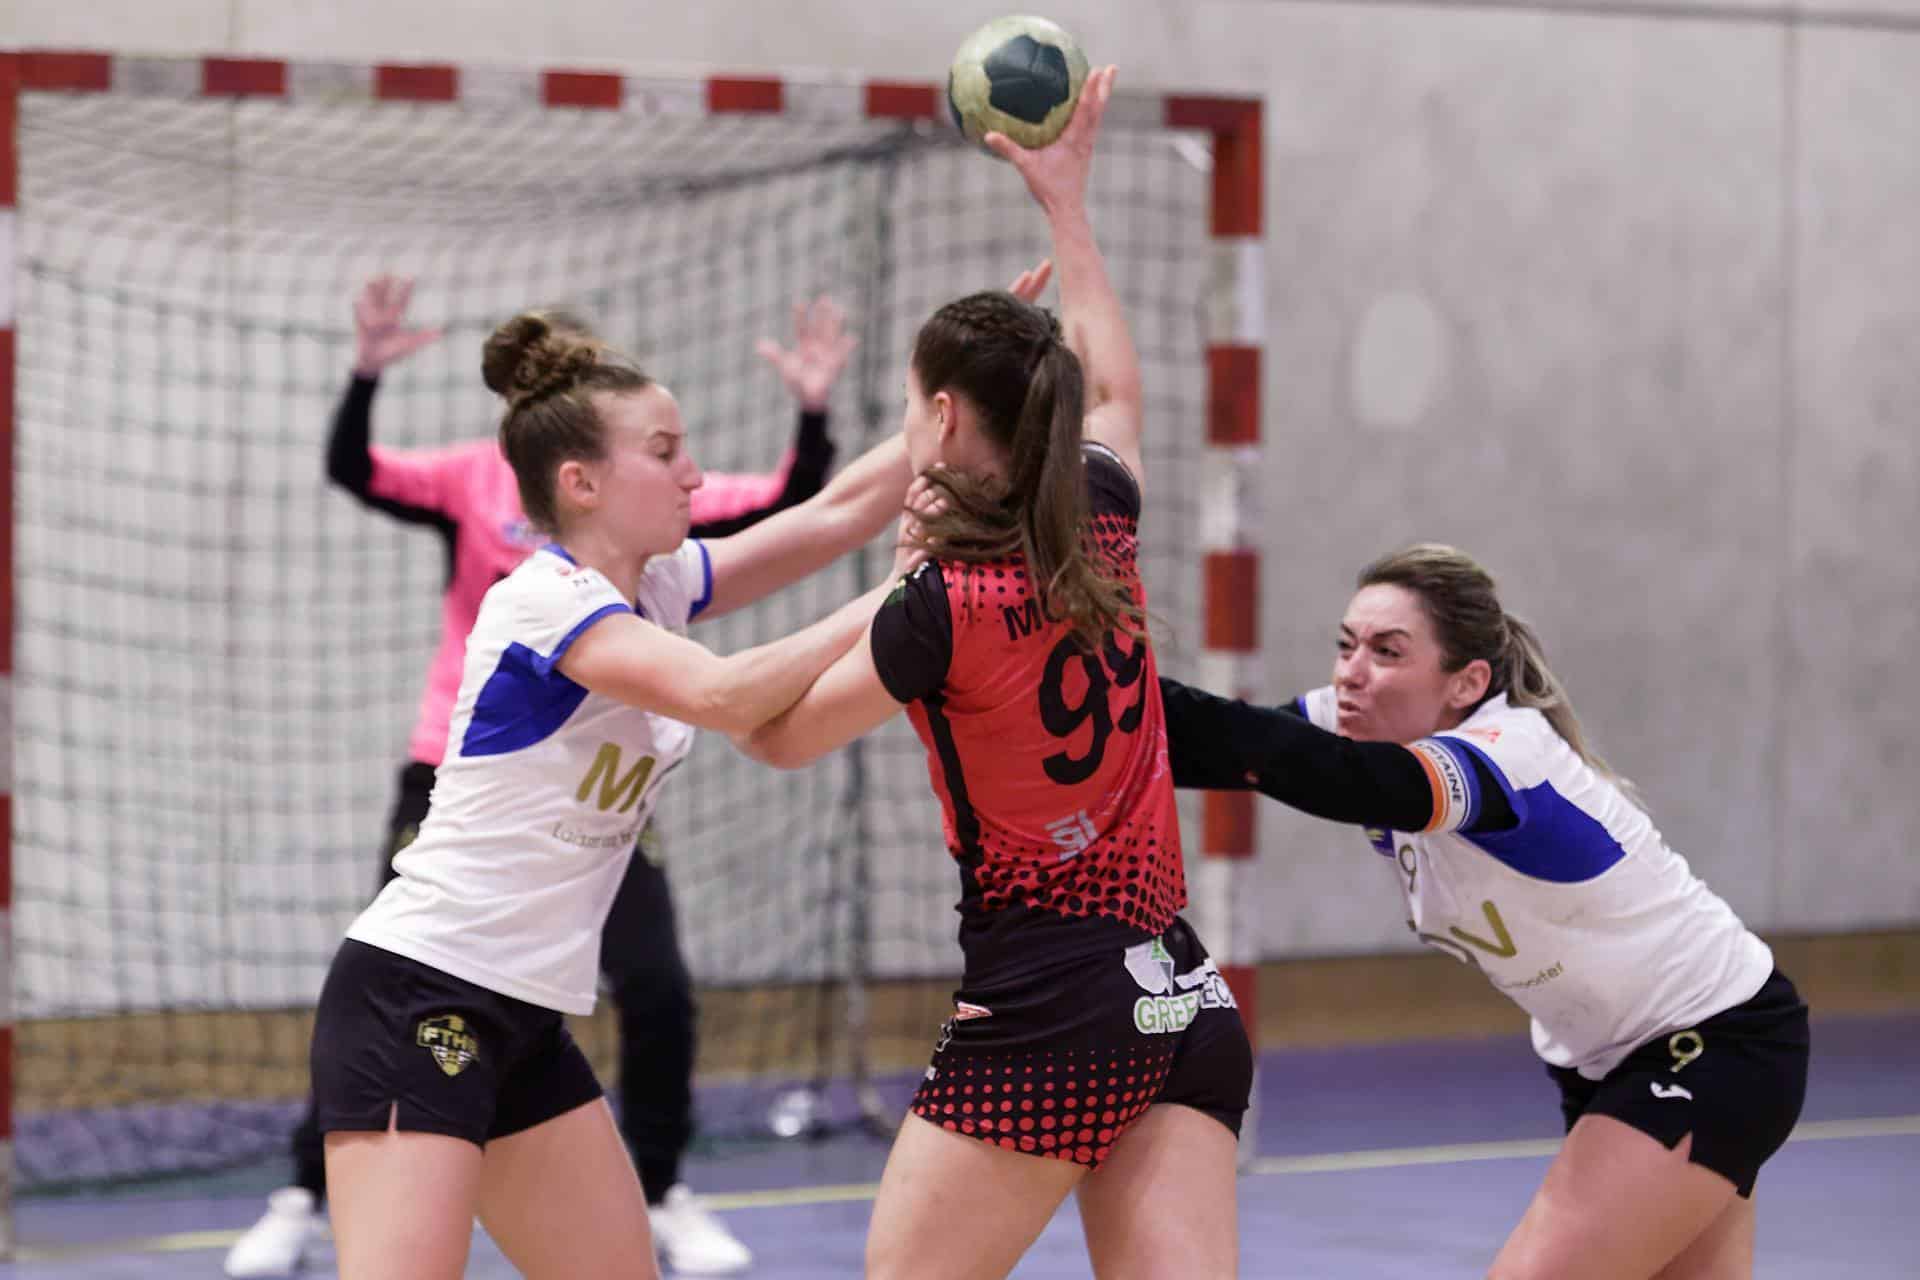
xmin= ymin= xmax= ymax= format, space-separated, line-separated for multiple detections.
xmin=947 ymin=15 xmax=1090 ymax=152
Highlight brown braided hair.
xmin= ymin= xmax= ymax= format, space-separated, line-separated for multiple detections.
xmin=906 ymin=290 xmax=1139 ymax=648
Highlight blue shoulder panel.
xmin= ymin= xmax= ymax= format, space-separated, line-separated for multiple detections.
xmin=458 ymin=603 xmax=627 ymax=758
xmin=1464 ymin=780 xmax=1626 ymax=883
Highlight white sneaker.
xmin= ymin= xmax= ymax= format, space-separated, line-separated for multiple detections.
xmin=650 ymin=1184 xmax=753 ymax=1275
xmin=224 ymin=1186 xmax=319 ymax=1278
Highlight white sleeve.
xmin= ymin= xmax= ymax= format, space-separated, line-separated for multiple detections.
xmin=1298 ymin=685 xmax=1340 ymax=731
xmin=634 ymin=538 xmax=713 ymax=632
xmin=513 ymin=560 xmax=634 ymax=673
xmin=1429 ymin=715 xmax=1543 ymax=830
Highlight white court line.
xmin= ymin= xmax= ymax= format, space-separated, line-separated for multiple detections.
xmin=1249 ymin=1136 xmax=1562 ymax=1176
xmin=1247 ymin=1114 xmax=1920 ymax=1176
xmin=17 ymin=1228 xmax=248 ymax=1261
xmin=16 ymin=1114 xmax=1920 ymax=1263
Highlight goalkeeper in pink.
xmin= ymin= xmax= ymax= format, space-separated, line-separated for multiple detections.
xmin=225 ymin=276 xmax=853 ymax=1278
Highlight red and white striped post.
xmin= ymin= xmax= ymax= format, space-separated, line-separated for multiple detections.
xmin=1168 ymin=95 xmax=1264 ymax=1153
xmin=0 ymin=49 xmax=21 ymax=1266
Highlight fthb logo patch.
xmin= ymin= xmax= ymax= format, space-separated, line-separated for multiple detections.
xmin=416 ymin=1014 xmax=480 ymax=1078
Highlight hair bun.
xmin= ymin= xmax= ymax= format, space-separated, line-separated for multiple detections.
xmin=482 ymin=312 xmax=598 ymax=406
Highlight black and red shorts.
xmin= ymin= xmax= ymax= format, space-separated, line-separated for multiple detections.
xmin=910 ymin=914 xmax=1252 ymax=1170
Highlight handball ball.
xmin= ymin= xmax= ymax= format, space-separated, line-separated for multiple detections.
xmin=947 ymin=15 xmax=1090 ymax=151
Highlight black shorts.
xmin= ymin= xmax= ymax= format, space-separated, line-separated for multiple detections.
xmin=1549 ymin=969 xmax=1809 ymax=1197
xmin=311 ymin=939 xmax=603 ymax=1147
xmin=911 ymin=915 xmax=1252 ymax=1170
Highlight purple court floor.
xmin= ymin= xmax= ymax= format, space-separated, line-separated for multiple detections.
xmin=8 ymin=1014 xmax=1916 ymax=1277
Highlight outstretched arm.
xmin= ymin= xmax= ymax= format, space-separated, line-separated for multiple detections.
xmin=737 ymin=539 xmax=946 ymax=769
xmin=732 ymin=627 xmax=902 ymax=768
xmin=695 ymin=435 xmax=912 ymax=621
xmin=987 ymin=66 xmax=1145 ymax=490
xmin=557 ymin=579 xmax=893 ymax=737
xmin=1158 ymin=677 xmax=1517 ymax=833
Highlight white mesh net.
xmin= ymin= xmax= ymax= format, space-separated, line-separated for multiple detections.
xmin=12 ymin=87 xmax=1213 ymax=1185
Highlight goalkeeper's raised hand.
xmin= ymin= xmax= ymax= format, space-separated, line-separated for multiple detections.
xmin=352 ymin=274 xmax=444 ymax=377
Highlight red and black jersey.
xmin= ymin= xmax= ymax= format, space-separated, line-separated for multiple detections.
xmin=872 ymin=443 xmax=1186 ymax=947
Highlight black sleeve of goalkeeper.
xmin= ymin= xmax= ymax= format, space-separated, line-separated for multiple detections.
xmin=326 ymin=373 xmax=381 ymax=497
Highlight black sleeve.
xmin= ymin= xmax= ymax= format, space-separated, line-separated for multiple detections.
xmin=323 ymin=373 xmax=458 ymax=573
xmin=1083 ymin=441 xmax=1141 ymax=520
xmin=1158 ymin=677 xmax=1517 ymax=832
xmin=871 ymin=561 xmax=953 ymax=704
xmin=688 ymin=410 xmax=837 ymax=539
xmin=326 ymin=373 xmax=381 ymax=497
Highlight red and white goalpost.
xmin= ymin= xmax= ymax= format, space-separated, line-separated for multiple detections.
xmin=0 ymin=49 xmax=1262 ymax=1234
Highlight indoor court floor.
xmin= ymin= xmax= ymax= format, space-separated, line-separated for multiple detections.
xmin=8 ymin=1014 xmax=1915 ymax=1278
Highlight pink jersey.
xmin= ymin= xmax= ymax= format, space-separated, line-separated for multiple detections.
xmin=367 ymin=441 xmax=795 ymax=766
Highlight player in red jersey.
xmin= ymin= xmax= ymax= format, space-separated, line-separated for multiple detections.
xmin=737 ymin=67 xmax=1250 ymax=1280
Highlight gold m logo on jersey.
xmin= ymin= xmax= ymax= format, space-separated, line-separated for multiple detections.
xmin=416 ymin=1014 xmax=480 ymax=1078
xmin=576 ymin=743 xmax=658 ymax=814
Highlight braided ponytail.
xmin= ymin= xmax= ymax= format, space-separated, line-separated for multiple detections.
xmin=907 ymin=290 xmax=1140 ymax=647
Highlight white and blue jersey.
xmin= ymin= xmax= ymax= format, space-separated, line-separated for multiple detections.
xmin=1299 ymin=688 xmax=1773 ymax=1079
xmin=348 ymin=540 xmax=712 ymax=1015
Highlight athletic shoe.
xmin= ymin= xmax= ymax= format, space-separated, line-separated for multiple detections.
xmin=224 ymin=1186 xmax=319 ymax=1278
xmin=652 ymin=1183 xmax=753 ymax=1275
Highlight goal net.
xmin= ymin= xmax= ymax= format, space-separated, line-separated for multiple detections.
xmin=8 ymin=63 xmax=1217 ymax=1189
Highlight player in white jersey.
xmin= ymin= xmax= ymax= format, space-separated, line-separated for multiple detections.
xmin=1158 ymin=544 xmax=1809 ymax=1280
xmin=307 ymin=311 xmax=920 ymax=1280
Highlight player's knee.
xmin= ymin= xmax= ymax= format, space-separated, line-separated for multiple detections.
xmin=864 ymin=1232 xmax=910 ymax=1280
xmin=1488 ymin=1260 xmax=1552 ymax=1280
xmin=1487 ymin=1240 xmax=1590 ymax=1280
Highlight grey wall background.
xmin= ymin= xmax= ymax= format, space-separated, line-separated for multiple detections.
xmin=8 ymin=0 xmax=1917 ymax=955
